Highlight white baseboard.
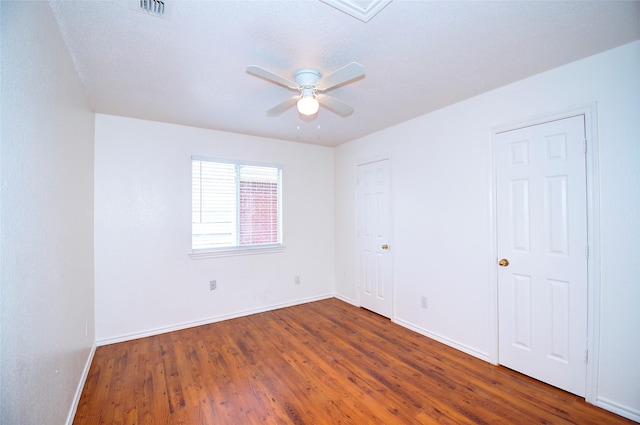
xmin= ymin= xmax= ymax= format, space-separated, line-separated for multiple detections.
xmin=96 ymin=293 xmax=335 ymax=346
xmin=334 ymin=293 xmax=358 ymax=307
xmin=65 ymin=342 xmax=97 ymax=425
xmin=393 ymin=316 xmax=491 ymax=363
xmin=596 ymin=396 xmax=640 ymax=422
xmin=73 ymin=296 xmax=639 ymax=423
xmin=394 ymin=317 xmax=640 ymax=421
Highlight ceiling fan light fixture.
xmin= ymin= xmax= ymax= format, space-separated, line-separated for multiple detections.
xmin=297 ymin=93 xmax=319 ymax=116
xmin=247 ymin=62 xmax=364 ymax=117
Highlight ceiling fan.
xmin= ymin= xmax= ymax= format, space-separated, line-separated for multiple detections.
xmin=246 ymin=62 xmax=365 ymax=117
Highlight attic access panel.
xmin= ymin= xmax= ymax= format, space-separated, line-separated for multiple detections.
xmin=320 ymin=0 xmax=393 ymax=22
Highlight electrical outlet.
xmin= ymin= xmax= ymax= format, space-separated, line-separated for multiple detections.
xmin=210 ymin=280 xmax=217 ymax=291
xmin=421 ymin=296 xmax=428 ymax=309
xmin=294 ymin=275 xmax=301 ymax=285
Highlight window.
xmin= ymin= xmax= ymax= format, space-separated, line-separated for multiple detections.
xmin=192 ymin=157 xmax=282 ymax=255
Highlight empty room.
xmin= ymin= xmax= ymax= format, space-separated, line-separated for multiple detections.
xmin=1 ymin=1 xmax=639 ymax=424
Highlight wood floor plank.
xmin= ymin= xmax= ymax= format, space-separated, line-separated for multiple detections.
xmin=73 ymin=298 xmax=636 ymax=424
xmin=288 ymin=304 xmax=502 ymax=423
xmin=256 ymin=307 xmax=414 ymax=423
xmin=278 ymin=301 xmax=496 ymax=422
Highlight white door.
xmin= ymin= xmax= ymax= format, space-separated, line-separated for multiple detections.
xmin=496 ymin=115 xmax=588 ymax=396
xmin=357 ymin=159 xmax=392 ymax=318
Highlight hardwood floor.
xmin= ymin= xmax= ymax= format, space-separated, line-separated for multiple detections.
xmin=74 ymin=298 xmax=634 ymax=424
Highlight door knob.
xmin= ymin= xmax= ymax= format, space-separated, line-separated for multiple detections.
xmin=498 ymin=258 xmax=509 ymax=267
xmin=381 ymin=244 xmax=389 ymax=250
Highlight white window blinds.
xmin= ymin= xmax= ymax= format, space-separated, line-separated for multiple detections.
xmin=192 ymin=158 xmax=282 ymax=251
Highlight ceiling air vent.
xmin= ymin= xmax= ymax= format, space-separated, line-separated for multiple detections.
xmin=140 ymin=0 xmax=165 ymax=15
xmin=129 ymin=0 xmax=171 ymax=20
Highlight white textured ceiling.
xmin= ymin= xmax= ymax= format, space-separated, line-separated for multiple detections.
xmin=49 ymin=0 xmax=640 ymax=147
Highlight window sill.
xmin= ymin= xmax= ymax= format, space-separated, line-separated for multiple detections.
xmin=189 ymin=244 xmax=285 ymax=259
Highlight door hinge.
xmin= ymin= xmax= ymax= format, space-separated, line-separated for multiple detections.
xmin=584 ymin=350 xmax=589 ymax=364
xmin=585 ymin=244 xmax=589 ymax=260
xmin=584 ymin=138 xmax=588 ymax=153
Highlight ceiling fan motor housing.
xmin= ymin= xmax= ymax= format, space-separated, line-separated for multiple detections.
xmin=294 ymin=69 xmax=321 ymax=88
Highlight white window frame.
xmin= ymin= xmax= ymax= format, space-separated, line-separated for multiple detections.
xmin=189 ymin=156 xmax=284 ymax=259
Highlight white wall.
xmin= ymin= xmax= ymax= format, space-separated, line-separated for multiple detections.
xmin=335 ymin=41 xmax=640 ymax=419
xmin=3 ymin=2 xmax=634 ymax=421
xmin=1 ymin=2 xmax=95 ymax=425
xmin=94 ymin=115 xmax=335 ymax=342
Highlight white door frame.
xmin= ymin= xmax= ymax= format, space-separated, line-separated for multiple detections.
xmin=488 ymin=103 xmax=601 ymax=404
xmin=355 ymin=155 xmax=394 ymax=317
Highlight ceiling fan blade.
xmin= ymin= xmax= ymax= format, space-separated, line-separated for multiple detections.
xmin=266 ymin=96 xmax=299 ymax=116
xmin=317 ymin=95 xmax=354 ymax=117
xmin=247 ymin=65 xmax=297 ymax=89
xmin=316 ymin=62 xmax=365 ymax=91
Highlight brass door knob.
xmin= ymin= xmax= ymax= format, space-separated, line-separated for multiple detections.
xmin=498 ymin=258 xmax=509 ymax=267
xmin=381 ymin=244 xmax=389 ymax=250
